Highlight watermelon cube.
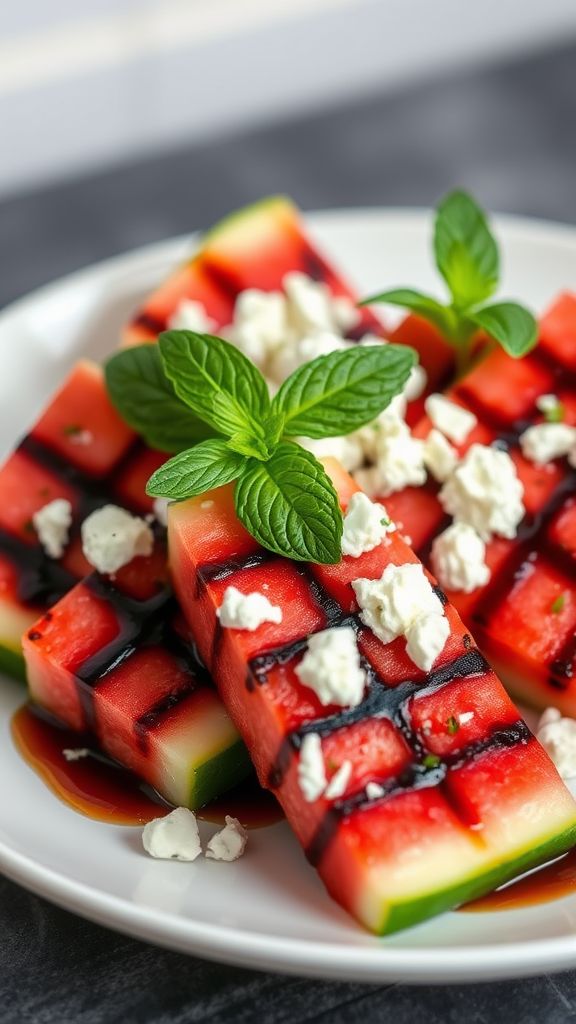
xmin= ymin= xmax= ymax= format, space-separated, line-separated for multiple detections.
xmin=22 ymin=540 xmax=250 ymax=808
xmin=168 ymin=457 xmax=576 ymax=934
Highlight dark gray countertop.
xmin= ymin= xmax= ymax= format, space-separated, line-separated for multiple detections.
xmin=2 ymin=40 xmax=576 ymax=1024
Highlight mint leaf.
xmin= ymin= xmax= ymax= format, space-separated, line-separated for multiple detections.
xmin=226 ymin=430 xmax=271 ymax=461
xmin=359 ymin=288 xmax=457 ymax=338
xmin=234 ymin=444 xmax=342 ymax=563
xmin=468 ymin=302 xmax=537 ymax=358
xmin=159 ymin=331 xmax=271 ymax=438
xmin=434 ymin=190 xmax=499 ymax=310
xmin=105 ymin=345 xmax=216 ymax=451
xmin=146 ymin=440 xmax=245 ymax=499
xmin=274 ymin=344 xmax=416 ymax=439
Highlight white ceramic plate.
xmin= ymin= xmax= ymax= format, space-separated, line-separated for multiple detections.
xmin=2 ymin=209 xmax=576 ymax=984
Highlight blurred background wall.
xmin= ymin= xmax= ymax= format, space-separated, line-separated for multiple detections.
xmin=2 ymin=0 xmax=576 ymax=305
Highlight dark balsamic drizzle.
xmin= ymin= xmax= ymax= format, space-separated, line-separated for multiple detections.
xmin=305 ymin=721 xmax=531 ymax=866
xmin=131 ymin=311 xmax=166 ymax=336
xmin=4 ymin=433 xmax=146 ymax=609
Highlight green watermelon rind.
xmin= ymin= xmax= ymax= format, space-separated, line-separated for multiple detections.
xmin=0 ymin=643 xmax=26 ymax=683
xmin=378 ymin=821 xmax=576 ymax=935
xmin=184 ymin=737 xmax=253 ymax=810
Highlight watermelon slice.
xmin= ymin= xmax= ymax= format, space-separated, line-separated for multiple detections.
xmin=167 ymin=457 xmax=576 ymax=934
xmin=383 ymin=293 xmax=576 ymax=716
xmin=0 ymin=361 xmax=160 ymax=678
xmin=22 ymin=539 xmax=250 ymax=808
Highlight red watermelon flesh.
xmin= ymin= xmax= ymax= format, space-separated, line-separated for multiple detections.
xmin=168 ymin=457 xmax=576 ymax=934
xmin=375 ymin=293 xmax=576 ymax=715
xmin=22 ymin=540 xmax=249 ymax=808
xmin=0 ymin=360 xmax=167 ymax=678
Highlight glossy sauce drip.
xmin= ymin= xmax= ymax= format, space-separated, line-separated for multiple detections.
xmin=461 ymin=849 xmax=576 ymax=912
xmin=12 ymin=705 xmax=283 ymax=829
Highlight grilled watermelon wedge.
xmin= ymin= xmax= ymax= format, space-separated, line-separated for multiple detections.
xmin=384 ymin=293 xmax=576 ymax=715
xmin=168 ymin=457 xmax=576 ymax=934
xmin=0 ymin=361 xmax=162 ymax=679
xmin=22 ymin=539 xmax=250 ymax=808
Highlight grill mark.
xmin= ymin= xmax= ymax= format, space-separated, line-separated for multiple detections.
xmin=2 ymin=434 xmax=147 ymax=607
xmin=0 ymin=528 xmax=77 ymax=608
xmin=131 ymin=310 xmax=166 ymax=336
xmin=305 ymin=721 xmax=531 ymax=865
xmin=134 ymin=685 xmax=195 ymax=754
xmin=530 ymin=345 xmax=576 ymax=390
xmin=472 ymin=469 xmax=576 ymax=632
xmin=268 ymin=647 xmax=489 ymax=789
xmin=198 ymin=551 xmax=274 ymax=583
xmin=74 ymin=575 xmax=172 ymax=729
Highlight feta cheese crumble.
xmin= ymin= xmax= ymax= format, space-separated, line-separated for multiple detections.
xmin=341 ymin=492 xmax=393 ymax=558
xmin=423 ymin=429 xmax=458 ymax=483
xmin=33 ymin=498 xmax=73 ymax=559
xmin=283 ymin=271 xmax=336 ymax=335
xmin=324 ymin=760 xmax=352 ymax=799
xmin=299 ymin=433 xmax=364 ymax=473
xmin=352 ymin=563 xmax=444 ymax=644
xmin=229 ymin=288 xmax=288 ymax=367
xmin=205 ymin=816 xmax=248 ymax=862
xmin=217 ymin=586 xmax=282 ymax=631
xmin=431 ymin=522 xmax=490 ymax=593
xmin=536 ymin=393 xmax=563 ymax=418
xmin=439 ymin=444 xmax=525 ymax=541
xmin=295 ymin=626 xmax=366 ymax=707
xmin=404 ymin=612 xmax=450 ymax=672
xmin=62 ymin=747 xmax=89 ymax=762
xmin=352 ymin=563 xmax=448 ymax=671
xmin=519 ymin=423 xmax=576 ymax=465
xmin=153 ymin=497 xmax=171 ymax=527
xmin=366 ymin=781 xmax=385 ymax=800
xmin=298 ymin=733 xmax=327 ymax=802
xmin=536 ymin=708 xmax=576 ymax=779
xmin=425 ymin=394 xmax=477 ymax=445
xmin=142 ymin=807 xmax=202 ymax=861
xmin=168 ymin=298 xmax=216 ymax=333
xmin=81 ymin=504 xmax=154 ymax=574
xmin=354 ymin=419 xmax=426 ymax=497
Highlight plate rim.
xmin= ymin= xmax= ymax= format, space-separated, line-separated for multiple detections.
xmin=2 ymin=206 xmax=576 ymax=983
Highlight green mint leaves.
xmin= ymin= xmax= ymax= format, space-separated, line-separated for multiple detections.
xmin=361 ymin=190 xmax=537 ymax=372
xmin=107 ymin=332 xmax=414 ymax=564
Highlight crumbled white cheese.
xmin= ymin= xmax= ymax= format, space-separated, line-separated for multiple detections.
xmin=431 ymin=522 xmax=490 ymax=594
xmin=62 ymin=748 xmax=89 ymax=762
xmin=536 ymin=393 xmax=563 ymax=417
xmin=298 ymin=733 xmax=327 ymax=802
xmin=359 ymin=333 xmax=387 ymax=348
xmin=332 ymin=295 xmax=361 ymax=333
xmin=404 ymin=363 xmax=428 ymax=402
xmin=536 ymin=708 xmax=576 ymax=779
xmin=142 ymin=807 xmax=202 ymax=861
xmin=299 ymin=434 xmax=364 ymax=473
xmin=229 ymin=288 xmax=288 ymax=367
xmin=341 ymin=492 xmax=393 ymax=558
xmin=423 ymin=429 xmax=458 ymax=483
xmin=283 ymin=271 xmax=336 ymax=335
xmin=520 ymin=423 xmax=576 ymax=465
xmin=324 ymin=760 xmax=352 ymax=799
xmin=439 ymin=444 xmax=525 ymax=541
xmin=168 ymin=298 xmax=217 ymax=334
xmin=81 ymin=504 xmax=154 ymax=574
xmin=425 ymin=394 xmax=477 ymax=445
xmin=404 ymin=612 xmax=450 ymax=672
xmin=459 ymin=711 xmax=474 ymax=725
xmin=217 ymin=585 xmax=282 ymax=631
xmin=366 ymin=781 xmax=385 ymax=800
xmin=205 ymin=815 xmax=248 ymax=862
xmin=268 ymin=330 xmax=350 ymax=384
xmin=33 ymin=498 xmax=73 ymax=559
xmin=153 ymin=497 xmax=170 ymax=527
xmin=354 ymin=419 xmax=426 ymax=497
xmin=295 ymin=626 xmax=366 ymax=707
xmin=352 ymin=562 xmax=444 ymax=645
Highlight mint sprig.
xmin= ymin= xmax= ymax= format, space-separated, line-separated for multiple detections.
xmin=107 ymin=332 xmax=415 ymax=564
xmin=361 ymin=190 xmax=538 ymax=372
